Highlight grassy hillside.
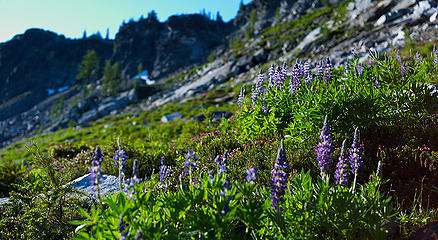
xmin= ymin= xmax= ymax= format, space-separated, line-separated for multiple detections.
xmin=1 ymin=47 xmax=437 ymax=239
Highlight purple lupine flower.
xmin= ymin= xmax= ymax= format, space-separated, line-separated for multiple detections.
xmin=246 ymin=166 xmax=257 ymax=183
xmin=118 ymin=215 xmax=128 ymax=240
xmin=374 ymin=77 xmax=380 ymax=89
xmin=343 ymin=63 xmax=350 ymax=76
xmin=134 ymin=230 xmax=143 ymax=240
xmin=356 ymin=64 xmax=364 ymax=76
xmin=159 ymin=157 xmax=171 ymax=185
xmin=271 ymin=140 xmax=288 ymax=211
xmin=351 ymin=48 xmax=358 ymax=59
xmin=303 ymin=61 xmax=312 ymax=83
xmin=268 ymin=64 xmax=275 ymax=87
xmin=315 ymin=60 xmax=324 ymax=83
xmin=114 ymin=138 xmax=128 ymax=187
xmin=238 ymin=85 xmax=245 ymax=107
xmin=123 ymin=176 xmax=140 ymax=200
xmin=335 ymin=140 xmax=349 ymax=186
xmin=349 ymin=127 xmax=363 ymax=176
xmin=218 ymin=150 xmax=230 ymax=175
xmin=316 ymin=116 xmax=332 ymax=177
xmin=123 ymin=159 xmax=141 ymax=200
xmin=415 ymin=51 xmax=421 ymax=64
xmin=400 ymin=63 xmax=407 ymax=78
xmin=277 ymin=63 xmax=288 ymax=86
xmin=251 ymin=70 xmax=264 ymax=104
xmin=216 ymin=150 xmax=232 ymax=214
xmin=324 ymin=58 xmax=332 ymax=84
xmin=89 ymin=146 xmax=104 ymax=186
xmin=261 ymin=96 xmax=269 ymax=114
xmin=396 ymin=50 xmax=402 ymax=64
xmin=290 ymin=60 xmax=302 ymax=93
xmin=183 ymin=149 xmax=198 ymax=174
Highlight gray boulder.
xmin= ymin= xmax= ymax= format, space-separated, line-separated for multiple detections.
xmin=66 ymin=173 xmax=121 ymax=199
xmin=161 ymin=112 xmax=183 ymax=123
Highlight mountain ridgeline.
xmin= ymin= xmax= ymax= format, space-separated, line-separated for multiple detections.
xmin=1 ymin=0 xmax=437 ymax=147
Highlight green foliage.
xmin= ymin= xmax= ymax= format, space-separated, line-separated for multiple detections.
xmin=244 ymin=10 xmax=257 ymax=40
xmin=76 ymin=50 xmax=100 ymax=95
xmin=101 ymin=60 xmax=121 ymax=97
xmin=50 ymin=96 xmax=64 ymax=121
xmin=73 ymin=169 xmax=394 ymax=239
xmin=0 ymin=159 xmax=25 ymax=197
xmin=237 ymin=52 xmax=438 ymax=146
xmin=0 ymin=145 xmax=89 ymax=239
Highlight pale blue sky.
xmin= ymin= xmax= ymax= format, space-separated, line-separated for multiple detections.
xmin=0 ymin=0 xmax=252 ymax=43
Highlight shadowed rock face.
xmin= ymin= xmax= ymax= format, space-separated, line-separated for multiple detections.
xmin=112 ymin=14 xmax=234 ymax=80
xmin=0 ymin=28 xmax=113 ymax=120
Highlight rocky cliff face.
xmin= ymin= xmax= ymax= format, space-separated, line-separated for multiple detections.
xmin=0 ymin=29 xmax=113 ymax=120
xmin=112 ymin=13 xmax=234 ymax=80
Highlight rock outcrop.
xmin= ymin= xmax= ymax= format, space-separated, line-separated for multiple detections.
xmin=0 ymin=29 xmax=113 ymax=120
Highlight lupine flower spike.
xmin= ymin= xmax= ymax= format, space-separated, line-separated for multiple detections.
xmin=124 ymin=159 xmax=140 ymax=200
xmin=335 ymin=140 xmax=349 ymax=187
xmin=118 ymin=214 xmax=128 ymax=240
xmin=271 ymin=140 xmax=288 ymax=212
xmin=113 ymin=137 xmax=127 ymax=190
xmin=159 ymin=156 xmax=171 ymax=188
xmin=246 ymin=166 xmax=257 ymax=183
xmin=216 ymin=150 xmax=232 ymax=215
xmin=89 ymin=146 xmax=104 ymax=198
xmin=238 ymin=85 xmax=245 ymax=107
xmin=324 ymin=57 xmax=333 ymax=84
xmin=251 ymin=70 xmax=264 ymax=105
xmin=316 ymin=116 xmax=332 ymax=179
xmin=349 ymin=127 xmax=363 ymax=190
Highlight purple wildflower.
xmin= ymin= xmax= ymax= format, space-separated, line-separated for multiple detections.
xmin=335 ymin=140 xmax=349 ymax=186
xmin=315 ymin=60 xmax=324 ymax=83
xmin=400 ymin=63 xmax=407 ymax=78
xmin=303 ymin=61 xmax=312 ymax=83
xmin=324 ymin=58 xmax=332 ymax=84
xmin=246 ymin=166 xmax=257 ymax=183
xmin=415 ymin=51 xmax=421 ymax=64
xmin=251 ymin=70 xmax=264 ymax=104
xmin=351 ymin=48 xmax=358 ymax=58
xmin=123 ymin=159 xmax=141 ymax=200
xmin=118 ymin=215 xmax=128 ymax=240
xmin=396 ymin=50 xmax=402 ymax=64
xmin=261 ymin=96 xmax=268 ymax=114
xmin=218 ymin=150 xmax=230 ymax=175
xmin=316 ymin=116 xmax=332 ymax=177
xmin=238 ymin=85 xmax=245 ymax=107
xmin=216 ymin=150 xmax=232 ymax=214
xmin=271 ymin=140 xmax=288 ymax=211
xmin=268 ymin=64 xmax=275 ymax=87
xmin=290 ymin=60 xmax=302 ymax=93
xmin=277 ymin=63 xmax=288 ymax=86
xmin=114 ymin=138 xmax=128 ymax=187
xmin=343 ymin=63 xmax=350 ymax=76
xmin=349 ymin=127 xmax=363 ymax=176
xmin=356 ymin=64 xmax=364 ymax=76
xmin=183 ymin=149 xmax=198 ymax=174
xmin=134 ymin=230 xmax=143 ymax=240
xmin=159 ymin=157 xmax=171 ymax=185
xmin=89 ymin=146 xmax=104 ymax=186
xmin=374 ymin=77 xmax=380 ymax=89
